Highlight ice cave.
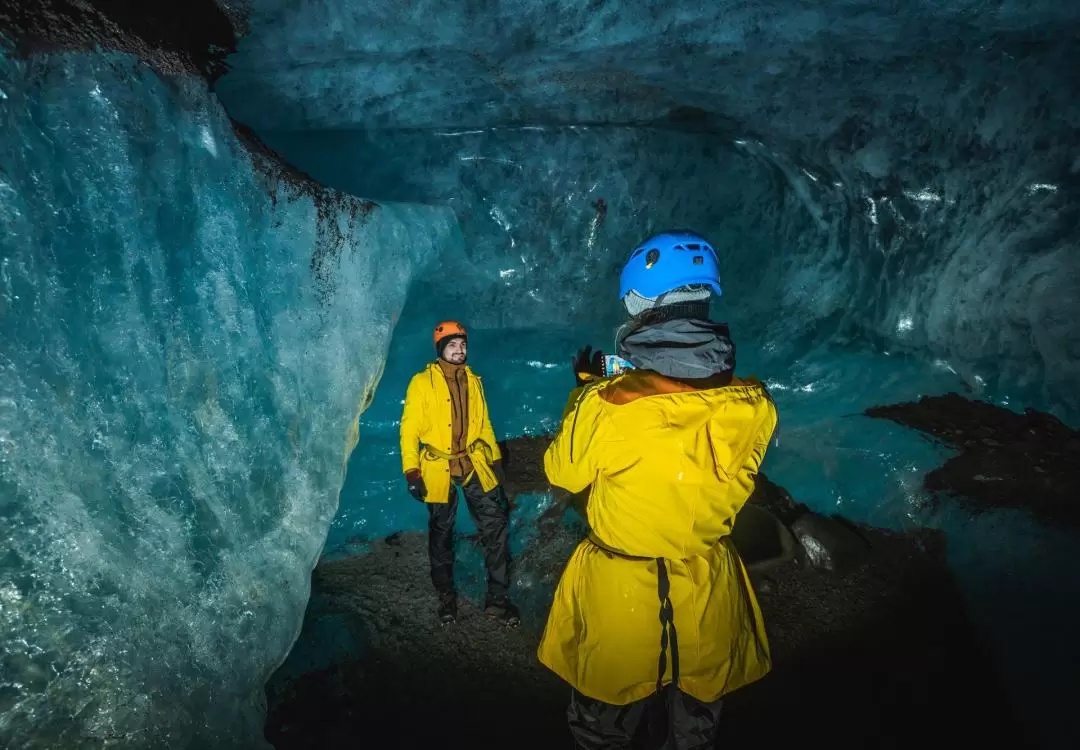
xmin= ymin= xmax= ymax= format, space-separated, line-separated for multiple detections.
xmin=1 ymin=1 xmax=1079 ymax=748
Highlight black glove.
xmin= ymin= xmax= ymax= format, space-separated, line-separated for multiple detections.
xmin=405 ymin=470 xmax=427 ymax=502
xmin=572 ymin=346 xmax=605 ymax=386
xmin=492 ymin=459 xmax=507 ymax=487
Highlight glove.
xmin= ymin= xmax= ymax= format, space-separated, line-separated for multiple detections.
xmin=492 ymin=459 xmax=507 ymax=487
xmin=572 ymin=346 xmax=605 ymax=386
xmin=405 ymin=470 xmax=427 ymax=502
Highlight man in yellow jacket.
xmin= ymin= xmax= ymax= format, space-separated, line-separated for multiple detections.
xmin=538 ymin=231 xmax=778 ymax=748
xmin=400 ymin=320 xmax=520 ymax=627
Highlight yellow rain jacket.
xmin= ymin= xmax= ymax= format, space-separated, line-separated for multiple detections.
xmin=538 ymin=370 xmax=777 ymax=705
xmin=400 ymin=362 xmax=502 ymax=504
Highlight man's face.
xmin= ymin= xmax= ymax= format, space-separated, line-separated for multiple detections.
xmin=441 ymin=337 xmax=467 ymax=364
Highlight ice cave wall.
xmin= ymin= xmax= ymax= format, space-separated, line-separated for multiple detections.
xmin=0 ymin=41 xmax=454 ymax=748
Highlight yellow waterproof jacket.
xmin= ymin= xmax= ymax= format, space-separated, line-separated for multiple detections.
xmin=400 ymin=362 xmax=503 ymax=504
xmin=537 ymin=370 xmax=777 ymax=705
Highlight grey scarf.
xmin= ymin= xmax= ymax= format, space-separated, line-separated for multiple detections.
xmin=616 ymin=318 xmax=736 ymax=380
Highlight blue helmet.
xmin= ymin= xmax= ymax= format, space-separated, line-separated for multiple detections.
xmin=618 ymin=230 xmax=722 ymax=301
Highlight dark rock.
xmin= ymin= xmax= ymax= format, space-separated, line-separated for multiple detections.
xmin=268 ymin=531 xmax=571 ymax=749
xmin=0 ymin=0 xmax=240 ymax=82
xmin=496 ymin=434 xmax=552 ymax=505
xmin=274 ymin=431 xmax=1031 ymax=744
xmin=866 ymin=392 xmax=1080 ymax=527
xmin=729 ymin=503 xmax=799 ymax=572
xmin=790 ymin=511 xmax=872 ymax=572
xmin=720 ymin=522 xmax=1025 ymax=747
xmin=747 ymin=470 xmax=813 ymax=526
xmin=755 ymin=576 xmax=777 ymax=595
xmin=267 ymin=440 xmax=1025 ymax=745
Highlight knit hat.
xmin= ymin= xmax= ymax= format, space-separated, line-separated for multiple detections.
xmin=622 ymin=285 xmax=712 ymax=318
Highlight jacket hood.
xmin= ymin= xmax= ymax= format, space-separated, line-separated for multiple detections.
xmin=615 ymin=317 xmax=735 ymax=380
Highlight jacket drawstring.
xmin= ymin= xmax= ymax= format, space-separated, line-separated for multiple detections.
xmin=587 ymin=534 xmax=679 ymax=692
xmin=656 ymin=558 xmax=679 ymax=693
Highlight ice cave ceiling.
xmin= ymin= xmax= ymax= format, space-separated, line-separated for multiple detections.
xmin=219 ymin=0 xmax=1080 ymax=170
xmin=2 ymin=1 xmax=1080 ymax=748
xmin=214 ymin=0 xmax=1080 ymax=412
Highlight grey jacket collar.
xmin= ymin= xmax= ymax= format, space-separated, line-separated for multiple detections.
xmin=616 ymin=318 xmax=736 ymax=380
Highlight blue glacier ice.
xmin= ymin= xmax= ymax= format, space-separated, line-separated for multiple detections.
xmin=223 ymin=0 xmax=1080 ymax=419
xmin=3 ymin=0 xmax=1080 ymax=747
xmin=214 ymin=1 xmax=1080 ymax=746
xmin=0 ymin=44 xmax=454 ymax=747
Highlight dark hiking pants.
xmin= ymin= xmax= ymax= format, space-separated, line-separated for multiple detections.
xmin=426 ymin=473 xmax=510 ymax=600
xmin=567 ymin=686 xmax=724 ymax=750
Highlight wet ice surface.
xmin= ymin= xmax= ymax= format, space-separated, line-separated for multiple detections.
xmin=0 ymin=47 xmax=454 ymax=748
xmin=3 ymin=0 xmax=1080 ymax=746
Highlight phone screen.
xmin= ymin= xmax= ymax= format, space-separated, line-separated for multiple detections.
xmin=603 ymin=354 xmax=634 ymax=377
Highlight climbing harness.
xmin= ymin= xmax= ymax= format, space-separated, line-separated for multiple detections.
xmin=421 ymin=439 xmax=491 ymax=463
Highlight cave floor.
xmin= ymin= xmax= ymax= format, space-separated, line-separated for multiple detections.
xmin=265 ymin=521 xmax=1030 ymax=749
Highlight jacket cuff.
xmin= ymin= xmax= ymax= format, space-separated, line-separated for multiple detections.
xmin=404 ymin=468 xmax=421 ymax=481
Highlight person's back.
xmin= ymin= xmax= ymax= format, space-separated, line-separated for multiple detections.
xmin=552 ymin=366 xmax=776 ymax=560
xmin=538 ymin=231 xmax=777 ymax=749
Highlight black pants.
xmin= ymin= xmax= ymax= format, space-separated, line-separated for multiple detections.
xmin=427 ymin=473 xmax=510 ymax=600
xmin=567 ymin=686 xmax=724 ymax=750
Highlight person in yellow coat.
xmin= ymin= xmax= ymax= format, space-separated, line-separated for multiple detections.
xmin=400 ymin=320 xmax=519 ymax=627
xmin=538 ymin=231 xmax=778 ymax=748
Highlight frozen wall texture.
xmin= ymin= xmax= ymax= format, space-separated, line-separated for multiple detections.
xmin=217 ymin=3 xmax=1080 ymax=745
xmin=2 ymin=0 xmax=1079 ymax=747
xmin=0 ymin=45 xmax=453 ymax=747
xmin=219 ymin=0 xmax=1080 ymax=419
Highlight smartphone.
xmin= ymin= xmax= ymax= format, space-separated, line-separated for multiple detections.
xmin=603 ymin=354 xmax=634 ymax=377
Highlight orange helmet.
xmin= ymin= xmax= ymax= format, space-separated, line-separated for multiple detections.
xmin=433 ymin=320 xmax=467 ymax=350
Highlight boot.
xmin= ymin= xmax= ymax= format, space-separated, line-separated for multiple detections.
xmin=484 ymin=595 xmax=520 ymax=628
xmin=437 ymin=592 xmax=457 ymax=625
